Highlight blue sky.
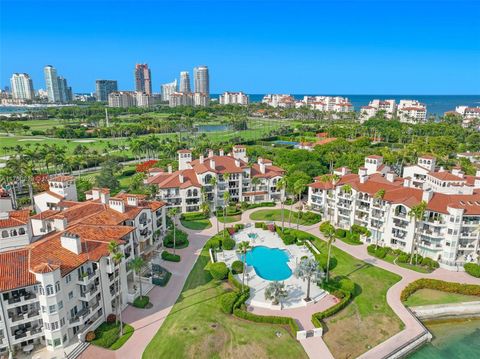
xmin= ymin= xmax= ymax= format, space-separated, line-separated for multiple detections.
xmin=1 ymin=0 xmax=479 ymax=94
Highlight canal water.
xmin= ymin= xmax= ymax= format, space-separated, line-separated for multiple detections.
xmin=408 ymin=318 xmax=480 ymax=358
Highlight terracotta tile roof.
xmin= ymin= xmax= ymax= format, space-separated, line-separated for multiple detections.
xmin=0 ymin=210 xmax=30 ymax=229
xmin=51 ymin=202 xmax=105 ymax=224
xmin=147 ymin=169 xmax=202 ymax=189
xmin=308 ymin=181 xmax=334 ymax=190
xmin=49 ymin=175 xmax=74 ymax=182
xmin=428 ymin=171 xmax=466 ymax=182
xmin=0 ymin=248 xmax=35 ymax=291
xmin=30 ymin=210 xmax=60 ymax=220
xmin=316 ymin=138 xmax=337 ymax=146
xmin=419 ymin=155 xmax=436 ymax=159
xmin=251 ymin=164 xmax=285 ymax=179
xmin=427 ymin=193 xmax=480 ymax=215
xmin=177 ymin=149 xmax=192 ymax=153
xmin=366 ymin=155 xmax=383 ymax=159
xmin=190 ymin=155 xmax=247 ymax=174
xmin=58 ymin=200 xmax=82 ymax=208
xmin=32 ymin=262 xmax=60 ymax=274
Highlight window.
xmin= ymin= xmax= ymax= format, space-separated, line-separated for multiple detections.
xmin=58 ymin=301 xmax=63 ymax=310
xmin=60 ymin=318 xmax=65 ymax=326
xmin=44 ymin=322 xmax=50 ymax=330
xmin=1 ymin=230 xmax=8 ymax=238
xmin=41 ymin=306 xmax=46 ymax=313
xmin=55 ymin=281 xmax=60 ymax=292
xmin=68 ymin=291 xmax=73 ymax=300
xmin=53 ymin=338 xmax=61 ymax=347
xmin=47 ymin=339 xmax=52 ymax=346
xmin=19 ymin=228 xmax=26 ymax=235
xmin=51 ymin=321 xmax=59 ymax=330
xmin=66 ymin=274 xmax=71 ymax=283
xmin=49 ymin=305 xmax=56 ymax=314
xmin=39 ymin=286 xmax=44 ymax=295
xmin=46 ymin=285 xmax=54 ymax=296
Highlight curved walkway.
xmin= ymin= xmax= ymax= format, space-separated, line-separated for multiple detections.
xmin=82 ymin=204 xmax=479 ymax=359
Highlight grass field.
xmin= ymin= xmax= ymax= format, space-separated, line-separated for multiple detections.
xmin=180 ymin=218 xmax=212 ymax=230
xmin=143 ymin=243 xmax=307 ymax=359
xmin=217 ymin=215 xmax=241 ymax=223
xmin=249 ymin=209 xmax=321 ymax=226
xmin=310 ymin=234 xmax=403 ymax=358
xmin=91 ymin=322 xmax=135 ymax=350
xmin=404 ymin=288 xmax=480 ymax=307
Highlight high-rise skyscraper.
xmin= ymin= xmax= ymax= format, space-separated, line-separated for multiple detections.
xmin=179 ymin=71 xmax=191 ymax=93
xmin=96 ymin=80 xmax=118 ymax=102
xmin=44 ymin=65 xmax=72 ymax=103
xmin=161 ymin=80 xmax=177 ymax=102
xmin=10 ymin=73 xmax=35 ymax=100
xmin=134 ymin=64 xmax=152 ymax=95
xmin=193 ymin=66 xmax=209 ymax=96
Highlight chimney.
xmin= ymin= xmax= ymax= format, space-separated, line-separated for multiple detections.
xmin=422 ymin=189 xmax=433 ymax=203
xmin=199 ymin=155 xmax=204 ymax=164
xmin=210 ymin=159 xmax=216 ymax=170
xmin=100 ymin=190 xmax=110 ymax=204
xmin=127 ymin=195 xmax=138 ymax=206
xmin=403 ymin=177 xmax=412 ymax=187
xmin=259 ymin=162 xmax=266 ymax=174
xmin=109 ymin=198 xmax=125 ymax=213
xmin=219 ymin=149 xmax=224 ymax=156
xmin=179 ymin=174 xmax=184 ymax=183
xmin=208 ymin=149 xmax=214 ymax=158
xmin=91 ymin=188 xmax=100 ymax=200
xmin=451 ymin=167 xmax=464 ymax=178
xmin=386 ymin=172 xmax=396 ymax=183
xmin=476 ymin=169 xmax=480 ymax=178
xmin=235 ymin=159 xmax=240 ymax=167
xmin=358 ymin=167 xmax=368 ymax=184
xmin=0 ymin=212 xmax=8 ymax=220
xmin=168 ymin=164 xmax=172 ymax=174
xmin=61 ymin=232 xmax=82 ymax=255
xmin=53 ymin=217 xmax=67 ymax=231
xmin=258 ymin=157 xmax=263 ymax=164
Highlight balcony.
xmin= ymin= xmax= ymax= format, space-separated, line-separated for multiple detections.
xmin=80 ymin=284 xmax=100 ymax=302
xmin=69 ymin=307 xmax=91 ymax=326
xmin=78 ymin=270 xmax=98 ymax=285
xmin=6 ymin=291 xmax=37 ymax=307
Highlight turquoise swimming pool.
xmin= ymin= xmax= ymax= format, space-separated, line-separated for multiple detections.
xmin=243 ymin=246 xmax=292 ymax=281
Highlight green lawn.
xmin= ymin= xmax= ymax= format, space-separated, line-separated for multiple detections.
xmin=309 ymin=234 xmax=403 ymax=359
xmin=180 ymin=218 xmax=212 ymax=230
xmin=217 ymin=214 xmax=242 ymax=223
xmin=91 ymin=322 xmax=135 ymax=350
xmin=373 ymin=252 xmax=434 ymax=274
xmin=143 ymin=243 xmax=307 ymax=359
xmin=249 ymin=209 xmax=321 ymax=226
xmin=404 ymin=288 xmax=480 ymax=307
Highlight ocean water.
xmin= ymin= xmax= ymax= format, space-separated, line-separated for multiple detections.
xmin=408 ymin=318 xmax=480 ymax=359
xmin=213 ymin=94 xmax=480 ymax=116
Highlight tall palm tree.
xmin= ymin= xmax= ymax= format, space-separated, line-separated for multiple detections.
xmin=168 ymin=208 xmax=180 ymax=255
xmin=294 ymin=179 xmax=307 ymax=229
xmin=223 ymin=191 xmax=231 ymax=237
xmin=209 ymin=176 xmax=217 ymax=211
xmin=322 ymin=222 xmax=336 ymax=283
xmin=108 ymin=241 xmax=124 ymax=336
xmin=408 ymin=201 xmax=427 ymax=265
xmin=128 ymin=257 xmax=146 ymax=300
xmin=277 ymin=178 xmax=287 ymax=232
xmin=237 ymin=241 xmax=251 ymax=292
xmin=294 ymin=258 xmax=324 ymax=301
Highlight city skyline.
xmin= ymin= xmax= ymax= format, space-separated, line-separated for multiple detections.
xmin=1 ymin=0 xmax=479 ymax=95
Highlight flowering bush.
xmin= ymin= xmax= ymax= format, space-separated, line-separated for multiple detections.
xmin=136 ymin=160 xmax=158 ymax=173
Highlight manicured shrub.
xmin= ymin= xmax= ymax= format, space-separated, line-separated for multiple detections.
xmin=220 ymin=291 xmax=239 ymax=314
xmin=464 ymin=263 xmax=480 ymax=278
xmin=210 ymin=262 xmax=229 ymax=280
xmin=233 ymin=309 xmax=299 ymax=336
xmin=319 ymin=221 xmax=333 ymax=234
xmin=227 ymin=227 xmax=236 ymax=235
xmin=228 ymin=271 xmax=243 ymax=291
xmin=301 ymin=211 xmax=321 ymax=223
xmin=133 ymin=295 xmax=149 ymax=308
xmin=374 ymin=247 xmax=388 ymax=259
xmin=163 ymin=229 xmax=189 ymax=248
xmin=283 ymin=234 xmax=296 ymax=245
xmin=367 ymin=244 xmax=376 ymax=254
xmin=206 ymin=238 xmax=221 ymax=249
xmin=222 ymin=236 xmax=236 ymax=250
xmin=231 ymin=260 xmax=244 ymax=274
xmin=401 ymin=278 xmax=480 ymax=302
xmin=122 ymin=169 xmax=136 ymax=176
xmin=161 ymin=251 xmax=181 ymax=262
xmin=338 ymin=278 xmax=355 ymax=295
xmin=397 ymin=253 xmax=410 ymax=263
xmin=255 ymin=222 xmax=265 ymax=228
xmin=234 ymin=223 xmax=245 ymax=231
xmin=106 ymin=314 xmax=116 ymax=324
xmin=311 ymin=290 xmax=352 ymax=329
xmin=335 ymin=229 xmax=347 ymax=238
xmin=421 ymin=257 xmax=439 ymax=269
xmin=318 ymin=254 xmax=337 ymax=271
xmin=181 ymin=211 xmax=208 ymax=220
xmin=85 ymin=331 xmax=96 ymax=342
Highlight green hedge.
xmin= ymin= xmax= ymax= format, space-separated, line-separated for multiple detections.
xmin=255 ymin=221 xmax=265 ymax=229
xmin=180 ymin=211 xmax=208 ymax=220
xmin=228 ymin=271 xmax=244 ymax=291
xmin=220 ymin=292 xmax=240 ymax=314
xmin=311 ymin=291 xmax=352 ymax=328
xmin=401 ymin=278 xmax=480 ymax=302
xmin=464 ymin=263 xmax=480 ymax=278
xmin=222 ymin=236 xmax=236 ymax=250
xmin=209 ymin=262 xmax=229 ymax=280
xmin=163 ymin=229 xmax=189 ymax=249
xmin=133 ymin=295 xmax=149 ymax=308
xmin=91 ymin=322 xmax=134 ymax=349
xmin=161 ymin=251 xmax=181 ymax=262
xmin=233 ymin=309 xmax=299 ymax=336
xmin=231 ymin=260 xmax=244 ymax=274
xmin=242 ymin=201 xmax=276 ymax=210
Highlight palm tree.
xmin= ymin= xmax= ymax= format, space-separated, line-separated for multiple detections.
xmin=251 ymin=176 xmax=261 ymax=194
xmin=264 ymin=281 xmax=288 ymax=306
xmin=168 ymin=207 xmax=180 ymax=255
xmin=237 ymin=241 xmax=251 ymax=292
xmin=223 ymin=191 xmax=231 ymax=237
xmin=277 ymin=178 xmax=287 ymax=232
xmin=128 ymin=257 xmax=146 ymax=301
xmin=294 ymin=258 xmax=324 ymax=302
xmin=108 ymin=241 xmax=124 ymax=336
xmin=408 ymin=201 xmax=427 ymax=265
xmin=294 ymin=179 xmax=307 ymax=229
xmin=209 ymin=176 xmax=217 ymax=210
xmin=322 ymin=222 xmax=336 ymax=282
xmin=374 ymin=189 xmax=386 ymax=200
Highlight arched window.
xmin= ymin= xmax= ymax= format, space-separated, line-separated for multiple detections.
xmin=10 ymin=229 xmax=18 ymax=237
xmin=1 ymin=230 xmax=8 ymax=238
xmin=187 ymin=189 xmax=192 ymax=197
xmin=19 ymin=227 xmax=26 ymax=235
xmin=193 ymin=189 xmax=198 ymax=197
xmin=395 ymin=205 xmax=407 ymax=217
xmin=205 ymin=174 xmax=212 ymax=184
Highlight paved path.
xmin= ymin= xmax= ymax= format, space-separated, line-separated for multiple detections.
xmin=82 ymin=205 xmax=479 ymax=359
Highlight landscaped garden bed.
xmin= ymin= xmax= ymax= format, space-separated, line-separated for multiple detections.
xmin=161 ymin=250 xmax=181 ymax=262
xmin=89 ymin=321 xmax=135 ymax=350
xmin=367 ymin=244 xmax=438 ymax=273
xmin=249 ymin=209 xmax=321 ymax=226
xmin=133 ymin=295 xmax=150 ymax=308
xmin=163 ymin=228 xmax=189 ymax=249
xmin=180 ymin=211 xmax=212 ymax=230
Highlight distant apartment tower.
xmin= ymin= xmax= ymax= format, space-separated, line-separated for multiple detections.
xmin=10 ymin=73 xmax=35 ymax=100
xmin=108 ymin=91 xmax=136 ymax=108
xmin=134 ymin=64 xmax=152 ymax=95
xmin=161 ymin=80 xmax=177 ymax=102
xmin=193 ymin=65 xmax=209 ymax=96
xmin=96 ymin=80 xmax=118 ymax=101
xmin=135 ymin=92 xmax=154 ymax=108
xmin=43 ymin=65 xmax=72 ymax=103
xmin=219 ymin=91 xmax=249 ymax=105
xmin=179 ymin=71 xmax=191 ymax=93
xmin=397 ymin=100 xmax=427 ymax=123
xmin=360 ymin=99 xmax=397 ymax=123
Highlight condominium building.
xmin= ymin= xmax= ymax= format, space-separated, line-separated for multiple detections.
xmin=452 ymin=106 xmax=480 ymax=128
xmin=307 ymin=155 xmax=480 ymax=270
xmin=135 ymin=92 xmax=154 ymax=108
xmin=160 ymin=80 xmax=177 ymax=102
xmin=179 ymin=71 xmax=191 ymax=93
xmin=168 ymin=92 xmax=208 ymax=107
xmin=219 ymin=92 xmax=249 ymax=105
xmin=397 ymin=100 xmax=427 ymax=123
xmin=261 ymin=94 xmax=295 ymax=108
xmin=95 ymin=80 xmax=118 ymax=102
xmin=0 ymin=178 xmax=166 ymax=357
xmin=10 ymin=73 xmax=35 ymax=100
xmin=359 ymin=99 xmax=397 ymax=122
xmin=44 ymin=66 xmax=72 ymax=103
xmin=147 ymin=147 xmax=285 ymax=212
xmin=107 ymin=91 xmax=136 ymax=108
xmin=297 ymin=96 xmax=354 ymax=112
xmin=193 ymin=66 xmax=209 ymax=96
xmin=134 ymin=64 xmax=152 ymax=95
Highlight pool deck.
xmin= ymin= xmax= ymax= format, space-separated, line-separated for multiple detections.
xmin=222 ymin=226 xmax=328 ymax=309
